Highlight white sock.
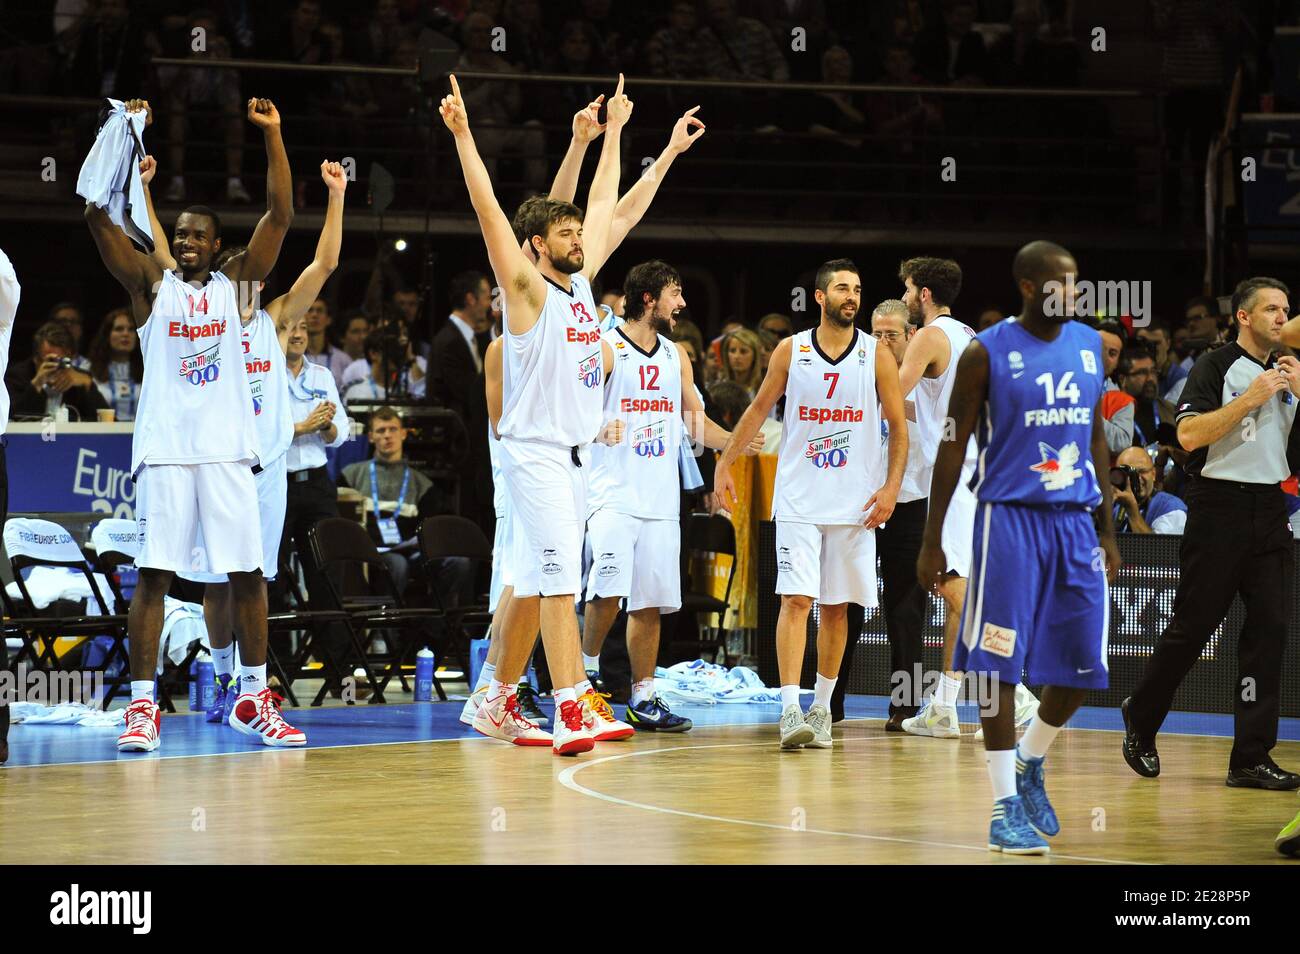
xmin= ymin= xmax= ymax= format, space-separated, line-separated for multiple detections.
xmin=227 ymin=175 xmax=243 ymax=186
xmin=581 ymin=652 xmax=600 ymax=673
xmin=130 ymin=680 xmax=155 ymax=704
xmin=575 ymin=678 xmax=593 ymax=697
xmin=936 ymin=673 xmax=961 ymax=709
xmin=554 ymin=686 xmax=577 ymax=707
xmin=212 ymin=643 xmax=235 ymax=678
xmin=1018 ymin=716 xmax=1062 ymax=761
xmin=474 ymin=661 xmax=496 ymax=692
xmin=238 ymin=664 xmax=266 ymax=697
xmin=813 ymin=672 xmax=837 ymax=710
xmin=780 ymin=684 xmax=800 ymax=710
xmin=487 ymin=678 xmax=516 ymax=700
xmin=630 ymin=678 xmax=655 ymax=706
xmin=986 ymin=749 xmax=1017 ymax=801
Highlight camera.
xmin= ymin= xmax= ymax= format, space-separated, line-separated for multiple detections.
xmin=1109 ymin=465 xmax=1142 ymax=492
xmin=57 ymin=356 xmax=74 ymax=369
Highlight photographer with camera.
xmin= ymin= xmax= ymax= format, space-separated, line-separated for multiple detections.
xmin=1110 ymin=446 xmax=1187 ymax=534
xmin=340 ymin=325 xmax=427 ymax=406
xmin=7 ymin=320 xmax=108 ymax=421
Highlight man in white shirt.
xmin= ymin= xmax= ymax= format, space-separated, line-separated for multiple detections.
xmin=282 ymin=316 xmax=350 ymax=611
xmin=0 ymin=247 xmax=18 ymax=764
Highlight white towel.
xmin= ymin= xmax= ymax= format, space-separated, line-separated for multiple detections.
xmin=11 ymin=701 xmax=125 ymax=726
xmin=76 ymin=98 xmax=153 ymax=252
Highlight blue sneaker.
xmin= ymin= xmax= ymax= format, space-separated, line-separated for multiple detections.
xmin=626 ymin=695 xmax=692 ymax=732
xmin=222 ymin=677 xmax=239 ymax=725
xmin=207 ymin=674 xmax=235 ymax=724
xmin=1016 ymin=750 xmax=1060 ymax=836
xmin=988 ymin=795 xmax=1050 ymax=855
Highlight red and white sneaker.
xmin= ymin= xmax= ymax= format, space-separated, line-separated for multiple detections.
xmin=473 ymin=690 xmax=552 ymax=746
xmin=553 ymin=699 xmax=596 ymax=756
xmin=229 ymin=689 xmax=306 ymax=747
xmin=580 ymin=689 xmax=634 ymax=741
xmin=117 ymin=700 xmax=160 ymax=752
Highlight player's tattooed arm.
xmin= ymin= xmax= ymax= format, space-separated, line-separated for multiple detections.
xmin=229 ymin=98 xmax=293 ymax=285
xmin=678 ymin=342 xmax=756 ymax=452
xmin=547 ymin=96 xmax=607 ymax=204
xmin=715 ymin=337 xmax=791 ymax=506
xmin=269 ymin=161 xmax=346 ymax=338
xmin=917 ymin=340 xmax=988 ymax=592
xmin=440 ymin=75 xmax=546 ymax=334
xmin=1091 ymin=398 xmax=1122 ymax=583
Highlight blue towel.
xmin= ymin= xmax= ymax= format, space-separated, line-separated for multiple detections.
xmin=76 ymin=98 xmax=153 ymax=252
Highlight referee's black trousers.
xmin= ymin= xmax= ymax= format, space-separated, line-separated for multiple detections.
xmin=1128 ymin=479 xmax=1292 ymax=769
xmin=832 ymin=497 xmax=928 ymax=720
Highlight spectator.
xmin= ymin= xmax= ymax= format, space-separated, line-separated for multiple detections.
xmin=431 ymin=270 xmax=494 ymax=534
xmin=744 ymin=0 xmax=830 ymax=81
xmin=987 ymin=5 xmax=1055 ymax=87
xmin=580 ymin=0 xmax=640 ymax=67
xmin=48 ymin=302 xmax=89 ymax=365
xmin=340 ymin=311 xmax=371 ymax=364
xmin=757 ymin=328 xmax=779 ymax=376
xmin=391 ymin=287 xmax=421 ymax=328
xmin=7 ymin=321 xmax=108 ymax=421
xmin=600 ymin=288 xmax=626 ymax=321
xmin=501 ymin=0 xmax=548 ymax=73
xmin=341 ymin=329 xmax=428 ymax=405
xmin=158 ymin=8 xmax=250 ymax=204
xmin=539 ymin=20 xmax=608 ymax=150
xmin=303 ymin=297 xmax=353 ymax=393
xmin=1116 ymin=342 xmax=1177 ymax=448
xmin=645 ymin=0 xmax=706 ymax=78
xmin=758 ymin=312 xmax=794 ymax=339
xmin=281 ymin=316 xmax=350 ymax=612
xmin=1111 ymin=445 xmax=1187 ymax=534
xmin=672 ymin=316 xmax=706 ymax=379
xmin=353 ymin=0 xmax=406 ymax=64
xmin=65 ymin=0 xmax=147 ymax=99
xmin=258 ymin=0 xmax=332 ymax=120
xmin=86 ymin=307 xmax=142 ymax=421
xmin=1136 ymin=319 xmax=1189 ymax=397
xmin=339 ymin=407 xmax=473 ymax=606
xmin=1166 ymin=295 xmax=1223 ymax=403
xmin=721 ymin=327 xmax=764 ymax=398
xmin=807 ymin=45 xmax=866 ymax=147
xmin=698 ymin=0 xmax=790 ymax=83
xmin=976 ymin=306 xmax=1003 ymax=330
xmin=1096 ymin=319 xmax=1134 ymax=455
xmin=911 ymin=0 xmax=988 ymax=86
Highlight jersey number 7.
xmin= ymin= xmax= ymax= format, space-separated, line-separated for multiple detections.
xmin=824 ymin=372 xmax=839 ymax=399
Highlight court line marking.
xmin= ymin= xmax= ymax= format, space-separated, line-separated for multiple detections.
xmin=556 ymin=738 xmax=1148 ymax=865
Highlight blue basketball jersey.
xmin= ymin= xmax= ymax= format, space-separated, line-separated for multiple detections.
xmin=972 ymin=318 xmax=1105 ymax=508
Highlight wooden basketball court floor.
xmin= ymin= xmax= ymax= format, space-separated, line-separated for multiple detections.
xmin=2 ymin=696 xmax=1297 ymax=865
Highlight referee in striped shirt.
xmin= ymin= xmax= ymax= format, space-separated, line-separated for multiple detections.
xmin=1123 ymin=277 xmax=1300 ymax=790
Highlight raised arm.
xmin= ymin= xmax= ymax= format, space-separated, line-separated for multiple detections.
xmin=548 ymin=97 xmax=606 ymax=203
xmin=714 ymin=337 xmax=791 ymax=506
xmin=226 ymin=99 xmax=293 ymax=284
xmin=604 ymin=106 xmax=705 ymax=255
xmin=440 ymin=75 xmax=546 ymax=336
xmin=123 ymin=99 xmax=178 ymax=272
xmin=580 ymin=74 xmax=631 ymax=282
xmin=917 ymin=340 xmax=988 ymax=591
xmin=267 ymin=161 xmax=346 ymax=336
xmin=85 ymin=203 xmax=162 ymax=326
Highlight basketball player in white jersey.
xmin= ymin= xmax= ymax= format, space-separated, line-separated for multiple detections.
xmin=85 ymin=98 xmax=296 ymax=752
xmin=141 ymin=157 xmax=349 ymax=736
xmin=895 ymin=257 xmax=1039 ymax=739
xmin=582 ymin=260 xmax=763 ymax=732
xmin=440 ymin=73 xmax=641 ymax=756
xmin=717 ymin=259 xmax=908 ymax=749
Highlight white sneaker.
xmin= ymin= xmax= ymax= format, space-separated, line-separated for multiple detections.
xmin=579 ymin=689 xmax=634 ymax=741
xmin=117 ymin=700 xmax=160 ymax=752
xmin=974 ymin=684 xmax=1040 ymax=741
xmin=473 ymin=690 xmax=552 ymax=746
xmin=780 ymin=703 xmax=815 ymax=749
xmin=804 ymin=703 xmax=833 ymax=749
xmin=552 ymin=699 xmax=595 ymax=756
xmin=459 ymin=686 xmax=487 ymax=726
xmin=229 ymin=689 xmax=306 ymax=746
xmin=902 ymin=699 xmax=960 ymax=739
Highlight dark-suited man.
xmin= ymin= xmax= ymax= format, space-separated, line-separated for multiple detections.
xmin=431 ymin=270 xmax=495 ymax=535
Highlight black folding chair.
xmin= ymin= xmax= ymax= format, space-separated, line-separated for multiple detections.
xmin=417 ymin=515 xmax=492 ymax=678
xmin=3 ymin=517 xmax=131 ymax=705
xmin=309 ymin=518 xmax=444 ymax=703
xmin=674 ymin=513 xmax=738 ymax=665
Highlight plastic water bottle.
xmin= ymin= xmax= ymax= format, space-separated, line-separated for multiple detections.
xmin=414 ymin=648 xmax=434 ymax=701
xmin=196 ymin=656 xmax=216 ymax=711
xmin=188 ymin=658 xmax=200 ymax=711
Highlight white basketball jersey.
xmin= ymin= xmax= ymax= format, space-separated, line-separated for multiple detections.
xmin=499 ymin=273 xmax=604 ymax=447
xmin=913 ymin=315 xmax=978 ymax=492
xmin=243 ymin=309 xmax=294 ymax=466
xmin=773 ymin=328 xmax=883 ymax=525
xmin=132 ymin=269 xmax=260 ymax=476
xmin=488 ymin=421 xmax=507 ymax=519
xmin=588 ymin=327 xmax=683 ymax=520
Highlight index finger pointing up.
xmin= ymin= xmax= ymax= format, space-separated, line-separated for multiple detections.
xmin=614 ymin=72 xmax=625 ymax=97
xmin=449 ymin=74 xmax=462 ymax=100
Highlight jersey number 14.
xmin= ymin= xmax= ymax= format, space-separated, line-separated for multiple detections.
xmin=1035 ymin=371 xmax=1080 ymax=405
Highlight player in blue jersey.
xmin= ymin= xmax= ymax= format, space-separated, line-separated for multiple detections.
xmin=918 ymin=240 xmax=1121 ymax=855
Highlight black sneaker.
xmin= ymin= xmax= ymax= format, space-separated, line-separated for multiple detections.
xmin=515 ymin=682 xmax=549 ymax=727
xmin=627 ymin=695 xmax=692 ymax=732
xmin=1121 ymin=697 xmax=1160 ymax=778
xmin=1226 ymin=761 xmax=1300 ymax=791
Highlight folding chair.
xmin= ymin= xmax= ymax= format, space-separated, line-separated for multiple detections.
xmin=674 ymin=513 xmax=738 ymax=666
xmin=3 ymin=517 xmax=131 ymax=704
xmin=309 ymin=518 xmax=443 ymax=703
xmin=417 ymin=516 xmax=492 ymax=681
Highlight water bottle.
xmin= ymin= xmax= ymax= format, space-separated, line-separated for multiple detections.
xmin=196 ymin=656 xmax=216 ymax=711
xmin=414 ymin=648 xmax=434 ymax=702
xmin=188 ymin=658 xmax=200 ymax=711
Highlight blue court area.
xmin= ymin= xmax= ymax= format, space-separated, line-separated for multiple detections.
xmin=4 ymin=695 xmax=1297 ymax=769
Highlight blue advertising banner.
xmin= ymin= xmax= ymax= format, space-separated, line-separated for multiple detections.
xmin=1241 ymin=113 xmax=1300 ymax=243
xmin=7 ymin=424 xmax=136 ymax=518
